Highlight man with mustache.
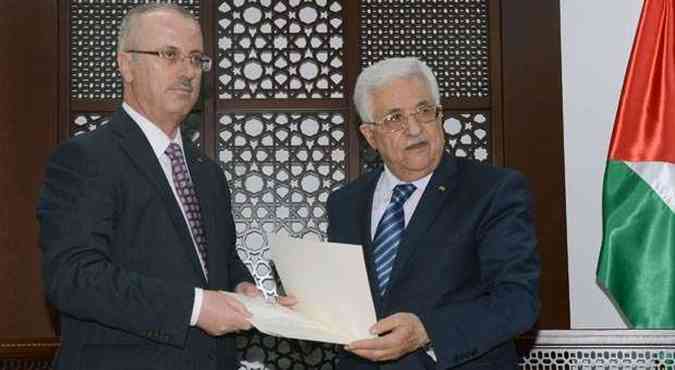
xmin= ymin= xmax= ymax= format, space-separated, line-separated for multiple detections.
xmin=327 ymin=57 xmax=540 ymax=370
xmin=36 ymin=4 xmax=292 ymax=369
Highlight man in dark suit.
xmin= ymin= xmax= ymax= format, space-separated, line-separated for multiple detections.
xmin=327 ymin=57 xmax=540 ymax=370
xmin=37 ymin=4 xmax=288 ymax=370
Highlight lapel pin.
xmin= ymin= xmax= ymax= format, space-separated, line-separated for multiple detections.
xmin=438 ymin=185 xmax=446 ymax=192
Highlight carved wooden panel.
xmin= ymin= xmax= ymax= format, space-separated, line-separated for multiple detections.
xmin=71 ymin=113 xmax=111 ymax=136
xmin=360 ymin=0 xmax=490 ymax=99
xmin=218 ymin=110 xmax=346 ymax=369
xmin=217 ymin=0 xmax=344 ymax=99
xmin=217 ymin=111 xmax=346 ymax=293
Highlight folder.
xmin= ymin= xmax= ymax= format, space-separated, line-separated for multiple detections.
xmin=225 ymin=235 xmax=377 ymax=344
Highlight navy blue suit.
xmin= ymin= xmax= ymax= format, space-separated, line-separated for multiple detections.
xmin=327 ymin=154 xmax=539 ymax=370
xmin=37 ymin=108 xmax=252 ymax=370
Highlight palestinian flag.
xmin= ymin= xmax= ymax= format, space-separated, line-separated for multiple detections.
xmin=598 ymin=0 xmax=675 ymax=328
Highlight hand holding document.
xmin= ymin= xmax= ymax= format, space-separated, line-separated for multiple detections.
xmin=225 ymin=235 xmax=377 ymax=344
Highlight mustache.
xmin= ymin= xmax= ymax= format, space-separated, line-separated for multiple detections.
xmin=172 ymin=79 xmax=194 ymax=92
xmin=405 ymin=139 xmax=428 ymax=150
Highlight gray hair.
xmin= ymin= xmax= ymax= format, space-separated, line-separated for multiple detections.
xmin=117 ymin=4 xmax=198 ymax=53
xmin=353 ymin=57 xmax=440 ymax=123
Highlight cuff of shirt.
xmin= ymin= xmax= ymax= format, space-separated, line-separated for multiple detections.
xmin=190 ymin=287 xmax=203 ymax=326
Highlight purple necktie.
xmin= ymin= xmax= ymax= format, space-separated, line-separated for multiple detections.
xmin=165 ymin=143 xmax=208 ymax=276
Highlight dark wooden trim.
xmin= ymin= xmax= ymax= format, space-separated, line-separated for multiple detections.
xmin=343 ymin=0 xmax=362 ymax=181
xmin=70 ymin=99 xmax=120 ymax=113
xmin=0 ymin=0 xmax=59 ymax=340
xmin=501 ymin=0 xmax=569 ymax=329
xmin=440 ymin=97 xmax=491 ymax=111
xmin=217 ymin=107 xmax=347 ymax=115
xmin=216 ymin=98 xmax=346 ymax=113
xmin=488 ymin=0 xmax=504 ymax=166
xmin=58 ymin=0 xmax=71 ymax=144
xmin=200 ymin=0 xmax=216 ymax=159
xmin=0 ymin=338 xmax=59 ymax=360
xmin=0 ymin=338 xmax=58 ymax=370
xmin=214 ymin=98 xmax=488 ymax=115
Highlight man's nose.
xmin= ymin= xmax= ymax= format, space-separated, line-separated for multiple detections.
xmin=405 ymin=114 xmax=424 ymax=135
xmin=178 ymin=56 xmax=198 ymax=79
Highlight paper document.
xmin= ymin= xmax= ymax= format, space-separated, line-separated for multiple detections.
xmin=227 ymin=235 xmax=378 ymax=344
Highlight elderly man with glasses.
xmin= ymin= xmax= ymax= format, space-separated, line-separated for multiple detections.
xmin=37 ymin=4 xmax=293 ymax=370
xmin=327 ymin=57 xmax=540 ymax=370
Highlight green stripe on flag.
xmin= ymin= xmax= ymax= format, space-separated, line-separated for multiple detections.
xmin=598 ymin=160 xmax=675 ymax=328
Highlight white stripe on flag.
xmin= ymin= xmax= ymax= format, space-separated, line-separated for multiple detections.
xmin=626 ymin=160 xmax=675 ymax=213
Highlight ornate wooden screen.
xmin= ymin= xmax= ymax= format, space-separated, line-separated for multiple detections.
xmin=60 ymin=1 xmax=500 ymax=369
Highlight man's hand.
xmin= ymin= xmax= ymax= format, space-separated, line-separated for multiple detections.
xmin=196 ymin=289 xmax=253 ymax=336
xmin=345 ymin=312 xmax=430 ymax=362
xmin=235 ymin=281 xmax=298 ymax=308
xmin=234 ymin=281 xmax=260 ymax=297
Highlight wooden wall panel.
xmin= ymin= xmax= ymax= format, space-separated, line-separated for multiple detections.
xmin=0 ymin=0 xmax=59 ymax=338
xmin=501 ymin=0 xmax=569 ymax=328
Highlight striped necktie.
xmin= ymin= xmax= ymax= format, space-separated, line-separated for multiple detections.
xmin=372 ymin=183 xmax=417 ymax=295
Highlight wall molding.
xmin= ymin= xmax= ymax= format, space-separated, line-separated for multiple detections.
xmin=519 ymin=330 xmax=675 ymax=369
xmin=527 ymin=330 xmax=675 ymax=346
xmin=0 ymin=338 xmax=59 ymax=370
xmin=2 ymin=331 xmax=675 ymax=369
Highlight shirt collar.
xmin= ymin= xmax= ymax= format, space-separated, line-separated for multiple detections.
xmin=381 ymin=165 xmax=433 ymax=192
xmin=122 ymin=102 xmax=184 ymax=158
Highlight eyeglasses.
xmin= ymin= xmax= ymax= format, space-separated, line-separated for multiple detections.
xmin=365 ymin=105 xmax=442 ymax=133
xmin=125 ymin=46 xmax=212 ymax=72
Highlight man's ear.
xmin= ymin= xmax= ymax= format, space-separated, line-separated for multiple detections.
xmin=117 ymin=51 xmax=134 ymax=83
xmin=359 ymin=124 xmax=378 ymax=151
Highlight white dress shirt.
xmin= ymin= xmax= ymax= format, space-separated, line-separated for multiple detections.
xmin=370 ymin=167 xmax=432 ymax=239
xmin=123 ymin=103 xmax=204 ymax=326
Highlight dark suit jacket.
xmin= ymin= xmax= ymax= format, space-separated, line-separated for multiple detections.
xmin=327 ymin=154 xmax=540 ymax=370
xmin=37 ymin=108 xmax=253 ymax=370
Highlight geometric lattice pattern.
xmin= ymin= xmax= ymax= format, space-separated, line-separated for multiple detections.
xmin=217 ymin=111 xmax=346 ymax=291
xmin=236 ymin=332 xmax=337 ymax=370
xmin=72 ymin=113 xmax=111 ymax=136
xmin=444 ymin=111 xmax=490 ymax=161
xmin=218 ymin=111 xmax=345 ymax=370
xmin=519 ymin=348 xmax=675 ymax=370
xmin=360 ymin=0 xmax=489 ymax=99
xmin=360 ymin=111 xmax=490 ymax=172
xmin=70 ymin=1 xmax=200 ymax=99
xmin=216 ymin=0 xmax=344 ymax=99
xmin=0 ymin=359 xmax=52 ymax=370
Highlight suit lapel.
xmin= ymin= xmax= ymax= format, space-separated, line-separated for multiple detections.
xmin=358 ymin=169 xmax=385 ymax=316
xmin=111 ymin=109 xmax=207 ymax=284
xmin=387 ymin=155 xmax=459 ymax=293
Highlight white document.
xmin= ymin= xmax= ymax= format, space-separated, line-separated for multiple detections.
xmin=226 ymin=235 xmax=378 ymax=344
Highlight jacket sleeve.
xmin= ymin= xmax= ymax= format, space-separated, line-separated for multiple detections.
xmin=37 ymin=140 xmax=194 ymax=347
xmin=418 ymin=171 xmax=540 ymax=369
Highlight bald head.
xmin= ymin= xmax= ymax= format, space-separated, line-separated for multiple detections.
xmin=117 ymin=4 xmax=198 ymax=54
